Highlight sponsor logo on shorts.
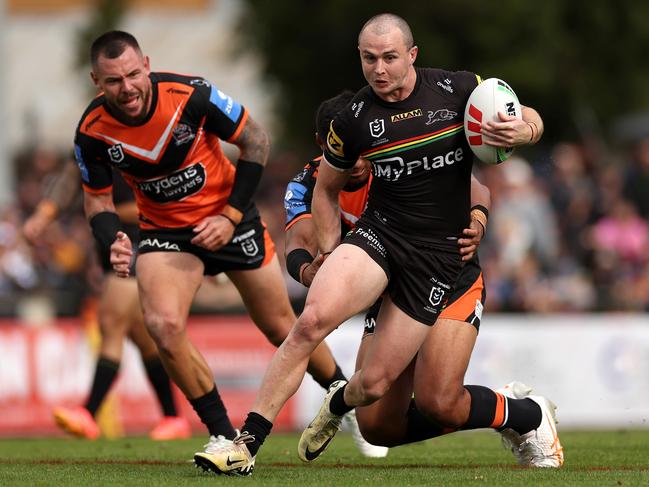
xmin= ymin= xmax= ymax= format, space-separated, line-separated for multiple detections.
xmin=425 ymin=109 xmax=457 ymax=125
xmin=373 ymin=148 xmax=464 ymax=182
xmin=369 ymin=118 xmax=385 ymax=138
xmin=138 ymin=238 xmax=181 ymax=251
xmin=137 ymin=163 xmax=206 ymax=203
xmin=474 ymin=299 xmax=483 ymax=320
xmin=390 ymin=109 xmax=422 ymax=123
xmin=349 ymin=227 xmax=386 ymax=258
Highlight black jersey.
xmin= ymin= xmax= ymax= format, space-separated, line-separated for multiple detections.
xmin=324 ymin=67 xmax=480 ymax=248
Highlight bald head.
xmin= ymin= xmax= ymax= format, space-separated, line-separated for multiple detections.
xmin=358 ymin=13 xmax=414 ymax=49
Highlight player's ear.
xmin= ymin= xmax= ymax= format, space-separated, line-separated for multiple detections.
xmin=90 ymin=70 xmax=99 ymax=87
xmin=409 ymin=45 xmax=418 ymax=65
xmin=143 ymin=55 xmax=151 ymax=73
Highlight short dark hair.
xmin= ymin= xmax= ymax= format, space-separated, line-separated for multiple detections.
xmin=90 ymin=31 xmax=141 ymax=67
xmin=315 ymin=90 xmax=356 ymax=140
xmin=359 ymin=13 xmax=414 ymax=49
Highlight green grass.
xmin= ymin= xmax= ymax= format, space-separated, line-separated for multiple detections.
xmin=1 ymin=430 xmax=648 ymax=486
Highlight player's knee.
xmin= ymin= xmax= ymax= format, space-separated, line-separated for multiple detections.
xmin=143 ymin=312 xmax=185 ymax=353
xmin=291 ymin=305 xmax=329 ymax=345
xmin=358 ymin=370 xmax=391 ymax=404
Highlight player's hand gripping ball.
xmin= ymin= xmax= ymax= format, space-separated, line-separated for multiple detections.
xmin=464 ymin=78 xmax=522 ymax=164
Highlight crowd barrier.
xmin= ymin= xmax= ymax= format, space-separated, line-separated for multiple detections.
xmin=1 ymin=313 xmax=648 ymax=437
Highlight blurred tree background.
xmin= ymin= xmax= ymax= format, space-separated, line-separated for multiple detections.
xmin=236 ymin=0 xmax=649 ymax=158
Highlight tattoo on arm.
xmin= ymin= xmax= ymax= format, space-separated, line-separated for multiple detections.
xmin=44 ymin=161 xmax=82 ymax=210
xmin=235 ymin=115 xmax=270 ymax=165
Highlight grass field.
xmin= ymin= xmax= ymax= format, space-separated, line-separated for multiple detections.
xmin=1 ymin=430 xmax=648 ymax=486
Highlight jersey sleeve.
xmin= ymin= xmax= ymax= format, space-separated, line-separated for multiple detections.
xmin=74 ymin=130 xmax=113 ymax=193
xmin=454 ymin=70 xmax=481 ymax=103
xmin=284 ymin=163 xmax=317 ymax=230
xmin=323 ymin=105 xmax=361 ymax=171
xmin=192 ymin=78 xmax=248 ymax=143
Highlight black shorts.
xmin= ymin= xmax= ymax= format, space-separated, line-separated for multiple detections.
xmin=137 ymin=206 xmax=275 ymax=276
xmin=345 ymin=214 xmax=463 ymax=326
xmin=361 ymin=258 xmax=485 ymax=337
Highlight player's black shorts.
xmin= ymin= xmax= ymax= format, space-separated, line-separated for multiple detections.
xmin=361 ymin=258 xmax=485 ymax=336
xmin=137 ymin=205 xmax=275 ymax=276
xmin=344 ymin=213 xmax=463 ymax=326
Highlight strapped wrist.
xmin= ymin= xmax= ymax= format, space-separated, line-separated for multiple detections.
xmin=470 ymin=205 xmax=488 ymax=236
xmin=89 ymin=212 xmax=122 ymax=270
xmin=221 ymin=204 xmax=243 ymax=226
xmin=286 ymin=248 xmax=314 ymax=285
xmin=227 ymin=159 xmax=264 ymax=213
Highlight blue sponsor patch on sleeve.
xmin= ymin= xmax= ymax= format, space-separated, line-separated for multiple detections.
xmin=284 ymin=181 xmax=309 ymax=224
xmin=209 ymin=85 xmax=242 ymax=123
xmin=74 ymin=144 xmax=90 ymax=182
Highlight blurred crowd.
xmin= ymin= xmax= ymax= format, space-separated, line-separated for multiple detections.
xmin=2 ymin=136 xmax=649 ymax=319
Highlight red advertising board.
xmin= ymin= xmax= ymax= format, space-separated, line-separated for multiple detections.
xmin=0 ymin=315 xmax=296 ymax=437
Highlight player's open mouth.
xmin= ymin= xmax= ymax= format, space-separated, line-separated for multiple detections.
xmin=121 ymin=96 xmax=140 ymax=108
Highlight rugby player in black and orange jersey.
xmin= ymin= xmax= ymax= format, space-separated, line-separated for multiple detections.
xmin=200 ymin=14 xmax=562 ymax=476
xmin=74 ymin=31 xmax=350 ymax=457
xmin=23 ymin=161 xmax=190 ymax=440
xmin=283 ymin=91 xmax=489 ymax=459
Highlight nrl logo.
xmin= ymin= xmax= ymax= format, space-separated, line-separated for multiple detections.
xmin=108 ymin=143 xmax=125 ymax=164
xmin=429 ymin=285 xmax=445 ymax=306
xmin=240 ymin=238 xmax=259 ymax=257
xmin=369 ymin=118 xmax=385 ymax=138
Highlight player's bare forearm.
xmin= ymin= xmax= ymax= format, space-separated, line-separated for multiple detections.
xmin=521 ymin=105 xmax=544 ymax=144
xmin=313 ymin=186 xmax=341 ymax=254
xmin=470 ymin=174 xmax=491 ymax=210
xmin=234 ymin=115 xmax=270 ymax=165
xmin=285 ymin=220 xmax=318 ymax=257
xmin=83 ymin=191 xmax=117 ymax=220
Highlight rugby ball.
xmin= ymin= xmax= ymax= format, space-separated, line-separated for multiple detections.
xmin=464 ymin=78 xmax=522 ymax=164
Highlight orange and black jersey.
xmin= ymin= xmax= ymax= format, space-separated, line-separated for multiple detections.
xmin=284 ymin=156 xmax=372 ymax=237
xmin=74 ymin=72 xmax=248 ymax=230
xmin=325 ymin=67 xmax=480 ymax=248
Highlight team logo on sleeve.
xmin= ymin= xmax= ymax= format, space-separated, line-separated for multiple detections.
xmin=369 ymin=118 xmax=385 ymax=138
xmin=190 ymin=79 xmax=210 ymax=87
xmin=326 ymin=122 xmax=345 ymax=158
xmin=108 ymin=143 xmax=125 ymax=164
